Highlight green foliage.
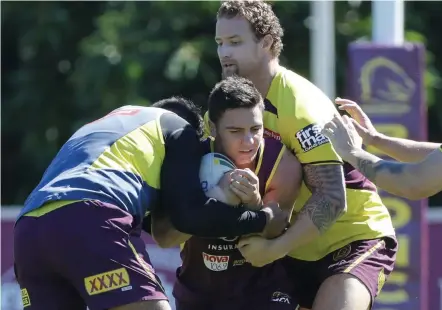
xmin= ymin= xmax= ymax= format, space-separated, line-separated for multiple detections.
xmin=2 ymin=1 xmax=441 ymax=205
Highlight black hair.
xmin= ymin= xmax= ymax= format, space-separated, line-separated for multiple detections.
xmin=208 ymin=76 xmax=264 ymax=124
xmin=152 ymin=96 xmax=203 ymax=138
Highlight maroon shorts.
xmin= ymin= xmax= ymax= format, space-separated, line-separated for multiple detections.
xmin=14 ymin=200 xmax=168 ymax=310
xmin=283 ymin=237 xmax=398 ymax=309
xmin=176 ymin=288 xmax=294 ymax=310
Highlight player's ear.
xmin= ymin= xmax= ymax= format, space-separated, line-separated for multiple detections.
xmin=261 ymin=35 xmax=273 ymax=52
xmin=209 ymin=121 xmax=217 ymax=138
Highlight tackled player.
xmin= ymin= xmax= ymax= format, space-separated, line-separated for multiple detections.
xmin=14 ymin=97 xmax=288 ymax=310
xmin=170 ymin=76 xmax=303 ymax=310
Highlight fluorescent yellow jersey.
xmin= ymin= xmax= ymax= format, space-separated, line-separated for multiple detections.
xmin=204 ymin=67 xmax=395 ymax=260
xmin=20 ymin=106 xmax=169 ymax=222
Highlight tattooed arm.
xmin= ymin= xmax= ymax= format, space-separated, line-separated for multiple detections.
xmin=272 ymin=163 xmax=347 ymax=252
xmin=346 ymin=147 xmax=442 ymax=200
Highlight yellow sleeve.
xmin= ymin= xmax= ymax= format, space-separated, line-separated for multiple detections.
xmin=284 ymin=89 xmax=342 ymax=165
xmin=203 ymin=111 xmax=211 ymax=139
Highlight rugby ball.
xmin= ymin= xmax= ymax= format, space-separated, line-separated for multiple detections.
xmin=200 ymin=153 xmax=236 ymax=192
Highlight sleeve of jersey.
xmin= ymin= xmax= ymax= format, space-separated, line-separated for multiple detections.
xmin=289 ymin=96 xmax=343 ymax=165
xmin=160 ymin=113 xmax=267 ymax=237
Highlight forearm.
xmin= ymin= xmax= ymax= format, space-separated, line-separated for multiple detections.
xmin=345 ymin=148 xmax=417 ymax=198
xmin=371 ymin=133 xmax=439 ymax=162
xmin=346 ymin=148 xmax=442 ymax=200
xmin=278 ymin=191 xmax=346 ymax=251
xmin=151 ymin=215 xmax=191 ymax=248
xmin=168 ymin=199 xmax=267 ymax=237
xmin=275 ymin=164 xmax=346 ymax=252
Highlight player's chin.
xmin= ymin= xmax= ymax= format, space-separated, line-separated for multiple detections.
xmin=222 ymin=68 xmax=237 ymax=78
xmin=235 ymin=153 xmax=255 ymax=166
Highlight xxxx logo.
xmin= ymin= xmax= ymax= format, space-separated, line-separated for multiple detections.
xmin=84 ymin=267 xmax=130 ymax=295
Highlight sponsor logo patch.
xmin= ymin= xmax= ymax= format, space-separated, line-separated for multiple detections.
xmin=21 ymin=288 xmax=31 ymax=307
xmin=264 ymin=128 xmax=281 ymax=141
xmin=333 ymin=244 xmax=352 ymax=261
xmin=233 ymin=259 xmax=246 ymax=266
xmin=271 ymin=291 xmax=291 ymax=304
xmin=202 ymin=252 xmax=229 ymax=272
xmin=84 ymin=267 xmax=130 ymax=295
xmin=295 ymin=124 xmax=329 ymax=152
xmin=207 ymin=242 xmax=238 ymax=251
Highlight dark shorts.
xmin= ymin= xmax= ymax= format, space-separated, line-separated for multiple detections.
xmin=14 ymin=200 xmax=168 ymax=310
xmin=283 ymin=237 xmax=398 ymax=309
xmin=176 ymin=288 xmax=294 ymax=310
xmin=174 ymin=255 xmax=295 ymax=310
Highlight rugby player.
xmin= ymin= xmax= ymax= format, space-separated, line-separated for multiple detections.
xmin=13 ymin=97 xmax=288 ymax=310
xmin=322 ymin=98 xmax=442 ymax=199
xmin=169 ymin=76 xmax=303 ymax=310
xmin=211 ymin=2 xmax=397 ymax=310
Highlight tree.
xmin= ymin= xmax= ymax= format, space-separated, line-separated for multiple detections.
xmin=2 ymin=1 xmax=441 ymax=205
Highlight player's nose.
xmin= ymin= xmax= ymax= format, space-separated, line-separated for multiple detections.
xmin=242 ymin=132 xmax=254 ymax=146
xmin=218 ymin=45 xmax=233 ymax=59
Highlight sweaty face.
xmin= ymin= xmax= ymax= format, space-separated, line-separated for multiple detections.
xmin=216 ymin=16 xmax=262 ymax=79
xmin=214 ymin=106 xmax=264 ymax=168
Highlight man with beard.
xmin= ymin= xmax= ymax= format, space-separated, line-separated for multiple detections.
xmin=206 ymin=2 xmax=397 ymax=310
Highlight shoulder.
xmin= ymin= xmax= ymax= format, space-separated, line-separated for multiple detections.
xmin=273 ymin=68 xmax=330 ymax=100
xmin=270 ymin=67 xmax=336 ymax=122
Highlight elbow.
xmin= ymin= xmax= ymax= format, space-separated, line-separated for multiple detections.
xmin=151 ymin=234 xmax=176 ymax=249
xmin=334 ymin=188 xmax=348 ymax=218
xmin=336 ymin=200 xmax=347 ymax=218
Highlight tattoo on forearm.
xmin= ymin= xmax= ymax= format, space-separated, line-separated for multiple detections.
xmin=299 ymin=164 xmax=346 ymax=234
xmin=356 ymin=158 xmax=406 ymax=182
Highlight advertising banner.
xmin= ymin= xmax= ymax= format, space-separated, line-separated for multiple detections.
xmin=347 ymin=42 xmax=428 ymax=310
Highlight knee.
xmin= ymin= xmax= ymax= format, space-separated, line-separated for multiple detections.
xmin=313 ymin=274 xmax=371 ymax=310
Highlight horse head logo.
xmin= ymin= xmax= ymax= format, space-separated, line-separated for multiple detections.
xmin=360 ymin=57 xmax=415 ymax=104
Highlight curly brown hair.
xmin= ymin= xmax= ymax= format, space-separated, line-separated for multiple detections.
xmin=217 ymin=1 xmax=284 ymax=58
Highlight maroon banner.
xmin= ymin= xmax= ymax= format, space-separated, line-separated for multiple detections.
xmin=1 ymin=208 xmax=181 ymax=310
xmin=347 ymin=43 xmax=428 ymax=310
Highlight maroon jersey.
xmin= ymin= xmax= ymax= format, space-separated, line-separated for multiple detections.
xmin=173 ymin=137 xmax=289 ymax=303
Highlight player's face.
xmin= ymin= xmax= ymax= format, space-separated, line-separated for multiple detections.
xmin=215 ymin=106 xmax=264 ymax=167
xmin=216 ymin=16 xmax=264 ymax=79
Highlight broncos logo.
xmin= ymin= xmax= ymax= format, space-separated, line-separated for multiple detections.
xmin=359 ymin=56 xmax=416 ymax=114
